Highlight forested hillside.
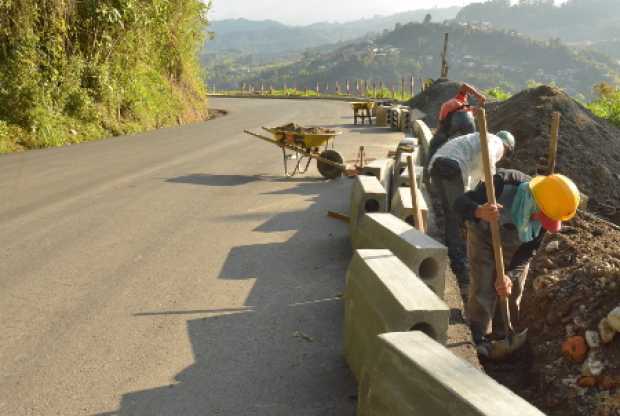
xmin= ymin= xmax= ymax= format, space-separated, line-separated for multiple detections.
xmin=0 ymin=0 xmax=209 ymax=153
xmin=456 ymin=0 xmax=620 ymax=57
xmin=203 ymin=7 xmax=461 ymax=89
xmin=241 ymin=21 xmax=620 ymax=98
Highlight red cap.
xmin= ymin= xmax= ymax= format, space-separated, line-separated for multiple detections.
xmin=532 ymin=211 xmax=561 ymax=233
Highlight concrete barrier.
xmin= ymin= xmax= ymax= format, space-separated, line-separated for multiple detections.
xmin=361 ymin=159 xmax=395 ymax=197
xmin=349 ymin=176 xmax=388 ymax=238
xmin=413 ymin=119 xmax=434 ymax=161
xmin=399 ymin=108 xmax=410 ymax=132
xmin=376 ymin=106 xmax=388 ymax=127
xmin=394 ymin=165 xmax=424 ymax=189
xmin=358 ymin=331 xmax=545 ymax=416
xmin=353 ymin=213 xmax=447 ymax=297
xmin=391 ymin=187 xmax=429 ymax=231
xmin=344 ymin=250 xmax=449 ymax=381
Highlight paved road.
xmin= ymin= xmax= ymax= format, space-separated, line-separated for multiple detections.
xmin=0 ymin=98 xmax=402 ymax=416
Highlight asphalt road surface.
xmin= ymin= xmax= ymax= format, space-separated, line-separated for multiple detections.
xmin=1 ymin=98 xmax=403 ymax=416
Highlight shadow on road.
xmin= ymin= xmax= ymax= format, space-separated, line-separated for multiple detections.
xmin=166 ymin=174 xmax=326 ymax=187
xmin=98 ymin=179 xmax=357 ymax=416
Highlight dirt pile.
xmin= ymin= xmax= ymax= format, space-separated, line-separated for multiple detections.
xmin=509 ymin=213 xmax=620 ymax=416
xmin=406 ymin=79 xmax=466 ymax=128
xmin=273 ymin=123 xmax=336 ymax=135
xmin=487 ymin=86 xmax=620 ymax=221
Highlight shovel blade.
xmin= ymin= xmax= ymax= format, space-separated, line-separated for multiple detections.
xmin=488 ymin=329 xmax=529 ymax=361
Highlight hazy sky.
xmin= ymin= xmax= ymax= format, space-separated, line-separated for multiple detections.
xmin=209 ymin=0 xmax=568 ymax=25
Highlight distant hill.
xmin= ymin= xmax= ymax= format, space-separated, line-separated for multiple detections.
xmin=203 ymin=8 xmax=462 ymax=88
xmin=208 ymin=8 xmax=461 ymax=54
xmin=240 ymin=21 xmax=620 ymax=98
xmin=455 ymin=0 xmax=620 ymax=54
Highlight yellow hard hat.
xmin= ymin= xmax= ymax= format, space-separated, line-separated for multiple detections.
xmin=529 ymin=174 xmax=580 ymax=221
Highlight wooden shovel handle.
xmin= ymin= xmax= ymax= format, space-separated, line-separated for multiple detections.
xmin=474 ymin=109 xmax=506 ymax=290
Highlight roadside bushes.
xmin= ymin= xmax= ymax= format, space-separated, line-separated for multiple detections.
xmin=0 ymin=0 xmax=210 ymax=153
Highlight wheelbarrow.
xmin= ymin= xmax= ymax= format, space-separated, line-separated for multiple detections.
xmin=243 ymin=125 xmax=345 ymax=179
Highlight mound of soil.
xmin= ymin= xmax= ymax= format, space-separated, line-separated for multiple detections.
xmin=487 ymin=86 xmax=620 ymax=221
xmin=512 ymin=213 xmax=620 ymax=416
xmin=274 ymin=123 xmax=336 ymax=135
xmin=406 ymin=79 xmax=467 ymax=128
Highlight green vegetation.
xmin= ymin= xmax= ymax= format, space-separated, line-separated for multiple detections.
xmin=588 ymin=83 xmax=620 ymax=128
xmin=485 ymin=87 xmax=512 ymax=101
xmin=0 ymin=0 xmax=210 ymax=153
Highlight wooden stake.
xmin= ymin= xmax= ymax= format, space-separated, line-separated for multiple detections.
xmin=548 ymin=111 xmax=561 ymax=175
xmin=407 ymin=156 xmax=425 ymax=233
xmin=441 ymin=33 xmax=449 ymax=78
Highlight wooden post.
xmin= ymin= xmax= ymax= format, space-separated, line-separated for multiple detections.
xmin=373 ymin=81 xmax=377 ymax=98
xmin=401 ymin=77 xmax=405 ymax=100
xmin=316 ymin=81 xmax=320 ymax=95
xmin=346 ymin=80 xmax=350 ymax=95
xmin=407 ymin=156 xmax=425 ymax=233
xmin=410 ymin=75 xmax=415 ymax=97
xmin=548 ymin=111 xmax=561 ymax=175
xmin=441 ymin=33 xmax=449 ymax=79
xmin=336 ymin=81 xmax=341 ymax=95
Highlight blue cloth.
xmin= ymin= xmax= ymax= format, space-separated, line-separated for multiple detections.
xmin=511 ymin=182 xmax=541 ymax=243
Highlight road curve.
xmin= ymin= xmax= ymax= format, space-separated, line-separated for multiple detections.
xmin=0 ymin=98 xmax=402 ymax=416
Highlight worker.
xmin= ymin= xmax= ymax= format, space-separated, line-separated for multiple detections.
xmin=427 ymin=83 xmax=487 ymax=161
xmin=428 ymin=130 xmax=516 ymax=282
xmin=454 ymin=169 xmax=580 ymax=356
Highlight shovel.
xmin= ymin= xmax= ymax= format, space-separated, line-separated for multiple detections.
xmin=475 ymin=108 xmax=528 ymax=360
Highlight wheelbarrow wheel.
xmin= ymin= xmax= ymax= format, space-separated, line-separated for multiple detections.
xmin=317 ymin=149 xmax=344 ymax=179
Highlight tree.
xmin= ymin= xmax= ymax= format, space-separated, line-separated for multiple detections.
xmin=423 ymin=14 xmax=432 ymax=24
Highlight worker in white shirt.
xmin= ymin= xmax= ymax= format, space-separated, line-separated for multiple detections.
xmin=428 ymin=130 xmax=515 ymax=283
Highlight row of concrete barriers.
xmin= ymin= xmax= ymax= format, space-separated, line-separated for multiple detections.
xmin=343 ymin=120 xmax=545 ymax=415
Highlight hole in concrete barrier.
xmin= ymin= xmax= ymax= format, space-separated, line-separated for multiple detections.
xmin=419 ymin=257 xmax=439 ymax=281
xmin=404 ymin=215 xmax=415 ymax=226
xmin=364 ymin=199 xmax=380 ymax=213
xmin=410 ymin=322 xmax=437 ymax=340
xmin=364 ymin=172 xmax=375 ymax=176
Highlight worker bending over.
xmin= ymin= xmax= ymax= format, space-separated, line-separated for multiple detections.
xmin=429 ymin=131 xmax=515 ymax=281
xmin=427 ymin=83 xmax=487 ymax=161
xmin=454 ymin=170 xmax=580 ymax=356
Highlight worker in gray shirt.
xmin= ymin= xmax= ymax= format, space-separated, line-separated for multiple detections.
xmin=428 ymin=130 xmax=515 ymax=283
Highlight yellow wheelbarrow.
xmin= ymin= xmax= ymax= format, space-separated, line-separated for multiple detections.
xmin=243 ymin=124 xmax=345 ymax=179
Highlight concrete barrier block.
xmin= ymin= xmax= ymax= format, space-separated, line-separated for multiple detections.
xmin=393 ymin=148 xmax=421 ymax=177
xmin=358 ymin=331 xmax=545 ymax=416
xmin=344 ymin=250 xmax=449 ymax=381
xmin=391 ymin=187 xmax=429 ymax=231
xmin=399 ymin=108 xmax=410 ymax=132
xmin=354 ymin=213 xmax=447 ymax=297
xmin=376 ymin=106 xmax=388 ymax=127
xmin=413 ymin=119 xmax=434 ymax=159
xmin=349 ymin=176 xmax=388 ymax=238
xmin=361 ymin=159 xmax=395 ymax=196
xmin=395 ymin=165 xmax=424 ymax=188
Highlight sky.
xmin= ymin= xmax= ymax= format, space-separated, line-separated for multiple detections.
xmin=209 ymin=0 xmax=568 ymax=26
